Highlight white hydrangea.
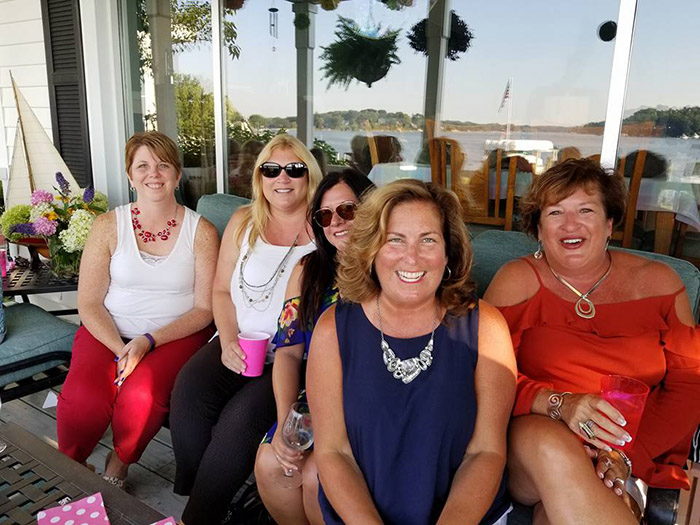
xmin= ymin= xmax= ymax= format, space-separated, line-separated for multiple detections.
xmin=29 ymin=202 xmax=54 ymax=221
xmin=59 ymin=209 xmax=95 ymax=253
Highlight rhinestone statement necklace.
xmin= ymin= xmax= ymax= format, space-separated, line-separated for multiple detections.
xmin=545 ymin=252 xmax=613 ymax=319
xmin=131 ymin=206 xmax=178 ymax=243
xmin=238 ymin=234 xmax=299 ymax=312
xmin=376 ymin=296 xmax=439 ymax=384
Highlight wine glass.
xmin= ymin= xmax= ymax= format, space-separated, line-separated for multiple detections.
xmin=0 ymin=397 xmax=7 ymax=454
xmin=273 ymin=402 xmax=313 ymax=488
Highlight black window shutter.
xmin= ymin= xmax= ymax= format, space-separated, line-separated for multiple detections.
xmin=41 ymin=0 xmax=92 ymax=188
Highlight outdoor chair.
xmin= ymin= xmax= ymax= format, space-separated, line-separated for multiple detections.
xmin=0 ymin=291 xmax=78 ymax=402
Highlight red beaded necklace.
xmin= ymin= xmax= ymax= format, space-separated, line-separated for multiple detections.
xmin=131 ymin=206 xmax=178 ymax=243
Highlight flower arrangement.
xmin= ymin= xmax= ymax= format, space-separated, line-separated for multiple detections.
xmin=0 ymin=172 xmax=107 ymax=277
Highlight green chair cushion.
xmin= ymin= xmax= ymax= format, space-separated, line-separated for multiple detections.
xmin=196 ymin=193 xmax=251 ymax=238
xmin=471 ymin=230 xmax=700 ymax=318
xmin=0 ymin=303 xmax=77 ymax=386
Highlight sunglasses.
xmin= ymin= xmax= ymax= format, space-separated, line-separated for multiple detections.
xmin=314 ymin=201 xmax=357 ymax=228
xmin=259 ymin=162 xmax=308 ymax=179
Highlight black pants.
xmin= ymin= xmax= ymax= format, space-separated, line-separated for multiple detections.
xmin=171 ymin=337 xmax=276 ymax=524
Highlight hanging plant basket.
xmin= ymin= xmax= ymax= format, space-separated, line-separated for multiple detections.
xmin=408 ymin=11 xmax=473 ymax=61
xmin=320 ymin=16 xmax=401 ymax=89
xmin=379 ymin=0 xmax=414 ymax=10
xmin=294 ymin=12 xmax=311 ymax=30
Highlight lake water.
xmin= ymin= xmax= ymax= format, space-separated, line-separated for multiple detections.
xmin=310 ymin=129 xmax=700 ymax=184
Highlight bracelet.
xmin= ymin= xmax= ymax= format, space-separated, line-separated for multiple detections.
xmin=614 ymin=449 xmax=633 ymax=478
xmin=547 ymin=391 xmax=572 ymax=420
xmin=143 ymin=332 xmax=156 ymax=351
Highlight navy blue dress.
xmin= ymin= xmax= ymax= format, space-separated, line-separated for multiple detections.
xmin=318 ymin=300 xmax=509 ymax=525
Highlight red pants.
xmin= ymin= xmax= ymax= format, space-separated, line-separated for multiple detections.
xmin=57 ymin=324 xmax=213 ymax=464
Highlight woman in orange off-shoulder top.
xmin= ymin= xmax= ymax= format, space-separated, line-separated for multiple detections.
xmin=485 ymin=159 xmax=699 ymax=524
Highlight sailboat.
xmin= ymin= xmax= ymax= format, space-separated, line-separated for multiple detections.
xmin=6 ymin=73 xmax=80 ymax=209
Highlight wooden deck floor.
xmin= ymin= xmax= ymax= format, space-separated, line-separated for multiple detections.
xmin=0 ymin=385 xmax=186 ymax=519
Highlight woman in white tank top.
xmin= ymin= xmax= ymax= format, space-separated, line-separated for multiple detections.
xmin=56 ymin=131 xmax=219 ymax=489
xmin=170 ymin=135 xmax=322 ymax=525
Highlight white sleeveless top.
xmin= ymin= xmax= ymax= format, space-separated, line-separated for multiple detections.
xmin=231 ymin=225 xmax=315 ymax=362
xmin=104 ymin=204 xmax=201 ymax=339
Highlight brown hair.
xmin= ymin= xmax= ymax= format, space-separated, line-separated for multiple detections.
xmin=337 ymin=179 xmax=476 ymax=316
xmin=520 ymin=158 xmax=627 ymax=238
xmin=233 ymin=134 xmax=322 ymax=247
xmin=125 ymin=131 xmax=182 ymax=175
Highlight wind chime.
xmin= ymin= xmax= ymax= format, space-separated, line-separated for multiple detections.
xmin=268 ymin=1 xmax=279 ymax=52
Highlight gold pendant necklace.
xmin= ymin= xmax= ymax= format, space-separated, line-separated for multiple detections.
xmin=545 ymin=253 xmax=613 ymax=319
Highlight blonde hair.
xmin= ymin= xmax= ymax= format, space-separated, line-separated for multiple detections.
xmin=337 ymin=179 xmax=477 ymax=316
xmin=233 ymin=134 xmax=322 ymax=247
xmin=125 ymin=131 xmax=182 ymax=176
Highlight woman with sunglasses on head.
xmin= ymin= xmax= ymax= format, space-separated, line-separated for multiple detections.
xmin=170 ymin=135 xmax=322 ymax=525
xmin=253 ymin=170 xmax=375 ymax=524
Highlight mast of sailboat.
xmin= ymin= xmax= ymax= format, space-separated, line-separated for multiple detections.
xmin=9 ymin=72 xmax=35 ymax=193
xmin=505 ymin=77 xmax=513 ymax=141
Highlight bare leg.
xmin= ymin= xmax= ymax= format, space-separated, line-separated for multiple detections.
xmin=508 ymin=415 xmax=636 ymax=525
xmin=255 ymin=443 xmax=309 ymax=525
xmin=301 ymin=453 xmax=323 ymax=525
xmin=104 ymin=449 xmax=129 ymax=480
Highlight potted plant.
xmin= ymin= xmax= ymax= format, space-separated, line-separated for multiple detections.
xmin=0 ymin=173 xmax=107 ymax=278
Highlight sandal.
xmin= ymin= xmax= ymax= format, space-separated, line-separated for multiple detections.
xmin=102 ymin=450 xmax=127 ymax=490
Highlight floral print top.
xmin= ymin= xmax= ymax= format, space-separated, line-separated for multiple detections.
xmin=274 ymin=287 xmax=339 ymax=357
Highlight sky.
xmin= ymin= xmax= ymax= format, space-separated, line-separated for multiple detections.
xmin=175 ymin=0 xmax=700 ymax=127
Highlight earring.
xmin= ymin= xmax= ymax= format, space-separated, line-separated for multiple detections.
xmin=443 ymin=266 xmax=452 ymax=281
xmin=175 ymin=185 xmax=180 ymax=191
xmin=605 ymin=236 xmax=610 ymax=251
xmin=534 ymin=241 xmax=543 ymax=260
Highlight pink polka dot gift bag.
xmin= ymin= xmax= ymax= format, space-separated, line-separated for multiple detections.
xmin=36 ymin=492 xmax=108 ymax=524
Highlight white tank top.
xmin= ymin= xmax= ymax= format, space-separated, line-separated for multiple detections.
xmin=104 ymin=204 xmax=201 ymax=339
xmin=231 ymin=225 xmax=315 ymax=362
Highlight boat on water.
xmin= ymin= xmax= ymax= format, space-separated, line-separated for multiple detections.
xmin=5 ymin=74 xmax=80 ymax=209
xmin=680 ymin=133 xmax=689 ymax=140
xmin=693 ymin=133 xmax=700 ymax=139
xmin=484 ymin=139 xmax=556 ymax=174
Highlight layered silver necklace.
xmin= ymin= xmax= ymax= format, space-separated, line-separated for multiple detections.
xmin=545 ymin=252 xmax=613 ymax=319
xmin=238 ymin=234 xmax=299 ymax=312
xmin=376 ymin=296 xmax=440 ymax=384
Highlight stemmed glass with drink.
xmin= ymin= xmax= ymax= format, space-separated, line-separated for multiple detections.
xmin=273 ymin=402 xmax=313 ymax=489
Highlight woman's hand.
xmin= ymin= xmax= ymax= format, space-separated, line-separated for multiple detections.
xmin=584 ymin=446 xmax=630 ymax=497
xmin=270 ymin=429 xmax=304 ymax=474
xmin=115 ymin=336 xmax=151 ymax=386
xmin=560 ymin=393 xmax=632 ymax=450
xmin=221 ymin=339 xmax=247 ymax=374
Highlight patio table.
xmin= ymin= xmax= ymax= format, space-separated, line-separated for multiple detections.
xmin=0 ymin=422 xmax=164 ymax=524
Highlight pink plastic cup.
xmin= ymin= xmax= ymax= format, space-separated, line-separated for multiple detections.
xmin=600 ymin=375 xmax=650 ymax=450
xmin=238 ymin=331 xmax=270 ymax=377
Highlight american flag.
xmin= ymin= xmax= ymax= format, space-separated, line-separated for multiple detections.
xmin=498 ymin=80 xmax=511 ymax=112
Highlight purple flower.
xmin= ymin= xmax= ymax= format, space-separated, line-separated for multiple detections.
xmin=31 ymin=189 xmax=54 ymax=206
xmin=33 ymin=216 xmax=58 ymax=236
xmin=83 ymin=186 xmax=94 ymax=203
xmin=9 ymin=223 xmax=36 ymax=236
xmin=55 ymin=172 xmax=70 ymax=194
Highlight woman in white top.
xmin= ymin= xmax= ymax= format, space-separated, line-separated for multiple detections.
xmin=170 ymin=134 xmax=321 ymax=525
xmin=57 ymin=131 xmax=219 ymax=489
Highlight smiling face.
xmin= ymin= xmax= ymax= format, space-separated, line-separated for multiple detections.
xmin=128 ymin=145 xmax=181 ymax=202
xmin=260 ymin=147 xmax=309 ymax=212
xmin=374 ymin=200 xmax=448 ymax=307
xmin=318 ymin=182 xmax=359 ymax=252
xmin=538 ymin=187 xmax=613 ymax=272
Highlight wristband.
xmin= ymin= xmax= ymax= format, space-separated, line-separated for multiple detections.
xmin=547 ymin=391 xmax=571 ymax=420
xmin=143 ymin=332 xmax=156 ymax=351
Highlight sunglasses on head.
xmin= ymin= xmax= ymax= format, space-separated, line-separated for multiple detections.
xmin=314 ymin=201 xmax=357 ymax=228
xmin=259 ymin=162 xmax=308 ymax=179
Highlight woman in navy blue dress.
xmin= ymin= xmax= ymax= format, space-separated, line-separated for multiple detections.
xmin=307 ymin=180 xmax=516 ymax=524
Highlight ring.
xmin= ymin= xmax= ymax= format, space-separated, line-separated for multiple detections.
xmin=579 ymin=419 xmax=596 ymax=440
xmin=603 ymin=457 xmax=613 ymax=469
xmin=614 ymin=477 xmax=625 ymax=485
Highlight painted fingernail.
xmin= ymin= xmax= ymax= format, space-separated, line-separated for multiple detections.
xmin=114 ymin=357 xmax=119 ymax=362
xmin=604 ymin=445 xmax=612 ymax=452
xmin=615 ymin=488 xmax=622 ymax=495
xmin=605 ymin=479 xmax=613 ymax=487
xmin=119 ymin=370 xmax=124 ymax=375
xmin=618 ymin=418 xmax=627 ymax=426
xmin=599 ymin=472 xmax=604 ymax=479
xmin=623 ymin=433 xmax=632 ymax=442
xmin=616 ymin=439 xmax=625 ymax=446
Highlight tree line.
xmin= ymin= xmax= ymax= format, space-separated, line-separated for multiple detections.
xmin=585 ymin=106 xmax=700 ymax=137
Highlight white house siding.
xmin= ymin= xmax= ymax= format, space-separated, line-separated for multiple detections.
xmin=0 ymin=0 xmax=51 ymax=179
